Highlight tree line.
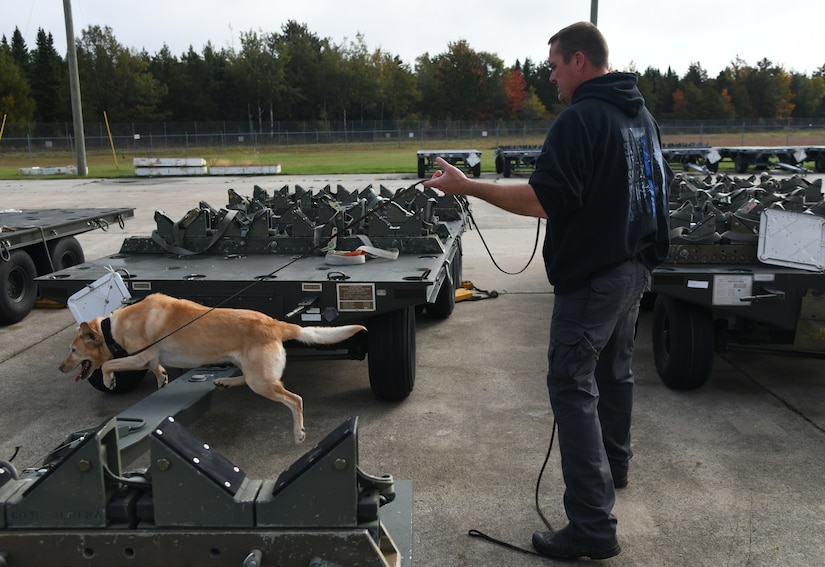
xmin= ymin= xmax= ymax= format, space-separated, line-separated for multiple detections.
xmin=2 ymin=21 xmax=825 ymax=132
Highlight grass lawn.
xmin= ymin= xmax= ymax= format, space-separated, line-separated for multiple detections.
xmin=0 ymin=144 xmax=498 ymax=179
xmin=1 ymin=131 xmax=824 ymax=179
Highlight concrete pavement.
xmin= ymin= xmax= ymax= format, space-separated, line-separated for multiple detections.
xmin=1 ymin=172 xmax=824 ymax=566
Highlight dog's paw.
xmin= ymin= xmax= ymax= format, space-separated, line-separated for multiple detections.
xmin=295 ymin=428 xmax=306 ymax=444
xmin=213 ymin=378 xmax=229 ymax=389
xmin=103 ymin=374 xmax=117 ymax=390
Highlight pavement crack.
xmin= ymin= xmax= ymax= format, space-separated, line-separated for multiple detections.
xmin=720 ymin=353 xmax=825 ymax=436
xmin=0 ymin=321 xmax=74 ymax=365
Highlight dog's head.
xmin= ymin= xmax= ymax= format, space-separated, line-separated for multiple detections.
xmin=59 ymin=319 xmax=111 ymax=381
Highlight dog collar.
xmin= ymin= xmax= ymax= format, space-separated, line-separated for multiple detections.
xmin=100 ymin=317 xmax=129 ymax=359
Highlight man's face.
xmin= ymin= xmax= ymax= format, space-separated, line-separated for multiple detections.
xmin=548 ymin=41 xmax=579 ymax=105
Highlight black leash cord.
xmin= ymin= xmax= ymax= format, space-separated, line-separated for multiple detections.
xmin=468 ymin=419 xmax=557 ymax=557
xmin=459 ymin=195 xmax=554 ymax=555
xmin=464 ymin=205 xmax=542 ymax=276
xmin=126 ymin=181 xmax=423 ymax=356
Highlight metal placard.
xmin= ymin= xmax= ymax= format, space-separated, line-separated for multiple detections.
xmin=712 ymin=274 xmax=753 ymax=306
xmin=336 ymin=283 xmax=376 ymax=312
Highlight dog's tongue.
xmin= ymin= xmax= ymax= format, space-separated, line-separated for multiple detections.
xmin=75 ymin=360 xmax=91 ymax=382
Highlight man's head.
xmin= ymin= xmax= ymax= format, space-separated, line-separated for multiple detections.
xmin=547 ymin=21 xmax=610 ymax=104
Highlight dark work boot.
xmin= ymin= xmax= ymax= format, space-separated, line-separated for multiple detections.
xmin=532 ymin=524 xmax=620 ymax=561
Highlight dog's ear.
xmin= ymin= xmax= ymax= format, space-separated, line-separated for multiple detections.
xmin=79 ymin=321 xmax=102 ymax=345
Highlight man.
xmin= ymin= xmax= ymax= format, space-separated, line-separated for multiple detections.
xmin=423 ymin=21 xmax=671 ymax=561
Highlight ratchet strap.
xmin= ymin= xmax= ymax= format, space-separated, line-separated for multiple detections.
xmin=325 ymin=235 xmax=399 ymax=265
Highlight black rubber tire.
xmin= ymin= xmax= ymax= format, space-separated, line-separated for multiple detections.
xmin=471 ymin=163 xmax=481 ymax=178
xmin=652 ymin=295 xmax=715 ymax=390
xmin=87 ymin=368 xmax=147 ymax=393
xmin=734 ymin=154 xmax=749 ymax=174
xmin=48 ymin=236 xmax=85 ymax=272
xmin=815 ymin=154 xmax=825 ymax=174
xmin=502 ymin=158 xmax=511 ymax=178
xmin=417 ymin=157 xmax=426 ymax=178
xmin=367 ymin=306 xmax=416 ymax=400
xmin=495 ymin=155 xmax=503 ymax=174
xmin=426 ymin=266 xmax=455 ymax=319
xmin=0 ymin=250 xmax=38 ymax=324
xmin=427 ymin=242 xmax=462 ymax=319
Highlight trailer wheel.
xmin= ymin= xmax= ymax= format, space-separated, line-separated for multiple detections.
xmin=426 ymin=267 xmax=455 ymax=319
xmin=502 ymin=159 xmax=512 ymax=178
xmin=417 ymin=157 xmax=426 ymax=178
xmin=367 ymin=306 xmax=415 ymax=400
xmin=87 ymin=368 xmax=147 ymax=393
xmin=48 ymin=236 xmax=85 ymax=272
xmin=495 ymin=155 xmax=503 ymax=174
xmin=815 ymin=155 xmax=825 ymax=173
xmin=426 ymin=243 xmax=462 ymax=319
xmin=0 ymin=250 xmax=38 ymax=324
xmin=652 ymin=295 xmax=714 ymax=390
xmin=471 ymin=163 xmax=481 ymax=178
xmin=734 ymin=155 xmax=749 ymax=174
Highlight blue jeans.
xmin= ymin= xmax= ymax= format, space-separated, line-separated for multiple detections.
xmin=546 ymin=259 xmax=649 ymax=544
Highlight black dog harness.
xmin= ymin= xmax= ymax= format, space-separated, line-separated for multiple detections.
xmin=100 ymin=317 xmax=129 ymax=358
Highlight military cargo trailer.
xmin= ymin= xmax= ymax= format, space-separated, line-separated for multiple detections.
xmin=0 ymin=370 xmax=411 ymax=567
xmin=649 ymin=172 xmax=825 ymax=390
xmin=493 ymin=146 xmax=542 ymax=177
xmin=36 ymin=183 xmax=468 ymax=401
xmin=662 ymin=145 xmax=825 ymax=175
xmin=0 ymin=207 xmax=134 ymax=324
xmin=416 ymin=149 xmax=481 ymax=178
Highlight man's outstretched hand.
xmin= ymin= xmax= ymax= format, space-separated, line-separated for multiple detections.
xmin=421 ymin=157 xmax=467 ymax=196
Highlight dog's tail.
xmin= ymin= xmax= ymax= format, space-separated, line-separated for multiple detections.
xmin=293 ymin=324 xmax=366 ymax=345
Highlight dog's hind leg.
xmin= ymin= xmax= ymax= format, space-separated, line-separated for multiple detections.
xmin=213 ymin=375 xmax=304 ymax=443
xmin=243 ymin=345 xmax=305 ymax=444
xmin=248 ymin=380 xmax=305 ymax=444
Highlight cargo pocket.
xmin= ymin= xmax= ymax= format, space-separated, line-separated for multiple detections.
xmin=548 ymin=334 xmax=600 ymax=393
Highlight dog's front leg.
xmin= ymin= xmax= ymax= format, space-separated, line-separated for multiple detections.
xmin=148 ymin=360 xmax=169 ymax=388
xmin=101 ymin=354 xmax=152 ymax=390
xmin=101 ymin=362 xmax=117 ymax=390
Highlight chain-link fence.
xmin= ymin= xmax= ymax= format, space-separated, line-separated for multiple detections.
xmin=1 ymin=119 xmax=824 ymax=156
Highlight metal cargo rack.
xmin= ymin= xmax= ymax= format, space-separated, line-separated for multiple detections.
xmin=416 ymin=149 xmax=481 ymax=178
xmin=662 ymin=144 xmax=825 ymax=174
xmin=37 ymin=183 xmax=469 ymax=401
xmin=717 ymin=146 xmax=825 ymax=174
xmin=662 ymin=144 xmax=717 ymax=173
xmin=493 ymin=145 xmax=542 ymax=177
xmin=0 ymin=207 xmax=134 ymax=324
xmin=0 ymin=367 xmax=412 ymax=566
xmin=649 ymin=172 xmax=825 ymax=390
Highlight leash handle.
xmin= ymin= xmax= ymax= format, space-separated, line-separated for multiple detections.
xmin=468 ymin=419 xmax=557 ymax=557
xmin=467 ymin=529 xmax=540 ymax=556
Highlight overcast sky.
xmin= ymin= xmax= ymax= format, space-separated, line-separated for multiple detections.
xmin=5 ymin=0 xmax=824 ymax=78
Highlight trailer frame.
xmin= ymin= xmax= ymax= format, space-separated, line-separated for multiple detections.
xmin=0 ymin=207 xmax=134 ymax=324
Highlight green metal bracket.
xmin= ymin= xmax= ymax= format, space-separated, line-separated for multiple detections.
xmin=0 ymin=369 xmax=410 ymax=566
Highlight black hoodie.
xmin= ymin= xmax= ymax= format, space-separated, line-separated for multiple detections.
xmin=529 ymin=72 xmax=672 ymax=293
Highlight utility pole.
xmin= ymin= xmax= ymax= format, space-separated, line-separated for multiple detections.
xmin=590 ymin=0 xmax=599 ymax=25
xmin=62 ymin=0 xmax=88 ymax=176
